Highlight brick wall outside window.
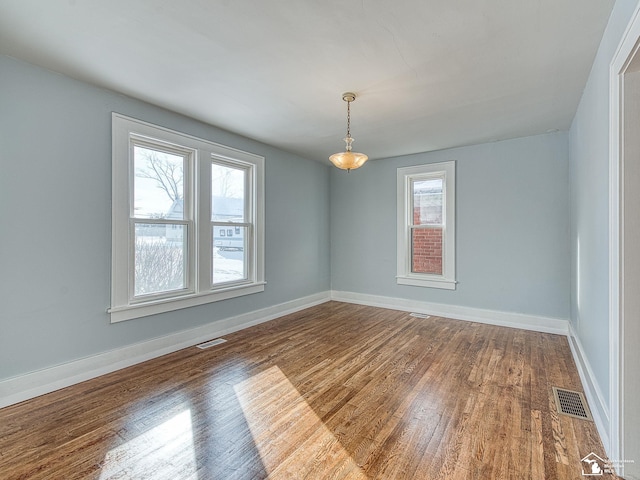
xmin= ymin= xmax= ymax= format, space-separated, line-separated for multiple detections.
xmin=411 ymin=207 xmax=442 ymax=274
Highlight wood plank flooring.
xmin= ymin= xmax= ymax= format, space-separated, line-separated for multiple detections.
xmin=0 ymin=302 xmax=616 ymax=479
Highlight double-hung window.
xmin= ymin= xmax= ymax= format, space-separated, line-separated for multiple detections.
xmin=110 ymin=114 xmax=265 ymax=322
xmin=397 ymin=161 xmax=456 ymax=289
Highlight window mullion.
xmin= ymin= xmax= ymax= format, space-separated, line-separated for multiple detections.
xmin=197 ymin=149 xmax=211 ymax=293
xmin=110 ymin=113 xmax=265 ymax=322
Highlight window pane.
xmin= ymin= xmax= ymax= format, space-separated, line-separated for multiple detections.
xmin=213 ymin=225 xmax=247 ymax=284
xmin=134 ymin=145 xmax=184 ymax=219
xmin=413 ymin=178 xmax=443 ymax=226
xmin=134 ymin=223 xmax=186 ymax=296
xmin=212 ymin=162 xmax=245 ymax=222
xmin=411 ymin=227 xmax=443 ymax=274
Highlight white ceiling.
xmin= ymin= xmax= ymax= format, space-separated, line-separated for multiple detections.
xmin=0 ymin=0 xmax=615 ymax=164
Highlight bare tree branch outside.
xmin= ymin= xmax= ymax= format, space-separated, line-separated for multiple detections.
xmin=133 ymin=148 xmax=186 ymax=295
xmin=135 ymin=151 xmax=183 ymax=205
xmin=132 ymin=146 xmax=247 ymax=295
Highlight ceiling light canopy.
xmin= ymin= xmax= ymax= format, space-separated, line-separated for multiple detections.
xmin=329 ymin=92 xmax=368 ymax=172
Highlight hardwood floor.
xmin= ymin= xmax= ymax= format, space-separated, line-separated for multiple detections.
xmin=0 ymin=302 xmax=615 ymax=479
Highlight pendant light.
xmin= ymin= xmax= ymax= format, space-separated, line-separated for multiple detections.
xmin=329 ymin=92 xmax=368 ymax=172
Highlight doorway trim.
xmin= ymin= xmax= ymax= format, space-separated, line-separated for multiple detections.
xmin=609 ymin=3 xmax=640 ymax=474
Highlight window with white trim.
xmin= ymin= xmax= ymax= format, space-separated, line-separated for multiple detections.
xmin=397 ymin=161 xmax=456 ymax=289
xmin=110 ymin=114 xmax=265 ymax=322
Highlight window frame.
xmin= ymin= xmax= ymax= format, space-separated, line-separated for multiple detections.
xmin=396 ymin=161 xmax=456 ymax=290
xmin=210 ymin=155 xmax=253 ymax=288
xmin=110 ymin=113 xmax=265 ymax=323
xmin=128 ymin=137 xmax=195 ymax=302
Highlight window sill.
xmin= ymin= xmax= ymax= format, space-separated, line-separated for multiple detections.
xmin=396 ymin=276 xmax=457 ymax=290
xmin=108 ymin=282 xmax=266 ymax=323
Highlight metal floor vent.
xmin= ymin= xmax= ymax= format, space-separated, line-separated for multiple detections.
xmin=196 ymin=338 xmax=227 ymax=349
xmin=410 ymin=312 xmax=431 ymax=319
xmin=552 ymin=387 xmax=593 ymax=421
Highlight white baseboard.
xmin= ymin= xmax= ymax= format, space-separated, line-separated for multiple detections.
xmin=329 ymin=291 xmax=611 ymax=453
xmin=2 ymin=286 xmax=604 ymax=454
xmin=330 ymin=290 xmax=569 ymax=335
xmin=567 ymin=323 xmax=610 ymax=452
xmin=0 ymin=291 xmax=331 ymax=409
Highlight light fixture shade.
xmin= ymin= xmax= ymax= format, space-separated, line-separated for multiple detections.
xmin=329 ymin=151 xmax=369 ymax=171
xmin=330 ymin=92 xmax=368 ymax=171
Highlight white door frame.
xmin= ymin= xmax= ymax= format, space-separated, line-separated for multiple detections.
xmin=609 ymin=3 xmax=640 ymax=475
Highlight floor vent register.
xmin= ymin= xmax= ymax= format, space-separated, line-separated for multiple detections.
xmin=552 ymin=387 xmax=593 ymax=421
xmin=196 ymin=338 xmax=227 ymax=349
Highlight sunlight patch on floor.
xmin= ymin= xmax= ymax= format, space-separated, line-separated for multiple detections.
xmin=98 ymin=409 xmax=197 ymax=480
xmin=234 ymin=365 xmax=368 ymax=479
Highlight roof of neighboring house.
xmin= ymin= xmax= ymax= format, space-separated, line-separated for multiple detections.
xmin=166 ymin=197 xmax=243 ymax=220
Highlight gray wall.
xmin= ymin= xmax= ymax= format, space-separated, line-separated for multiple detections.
xmin=569 ymin=0 xmax=640 ymax=416
xmin=0 ymin=55 xmax=331 ymax=380
xmin=330 ymin=133 xmax=571 ymax=320
xmin=3 ymin=0 xmax=632 ymax=405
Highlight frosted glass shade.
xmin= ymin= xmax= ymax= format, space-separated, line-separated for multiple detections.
xmin=329 ymin=151 xmax=368 ymax=171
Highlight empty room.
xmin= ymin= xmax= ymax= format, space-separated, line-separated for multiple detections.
xmin=1 ymin=0 xmax=639 ymax=478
